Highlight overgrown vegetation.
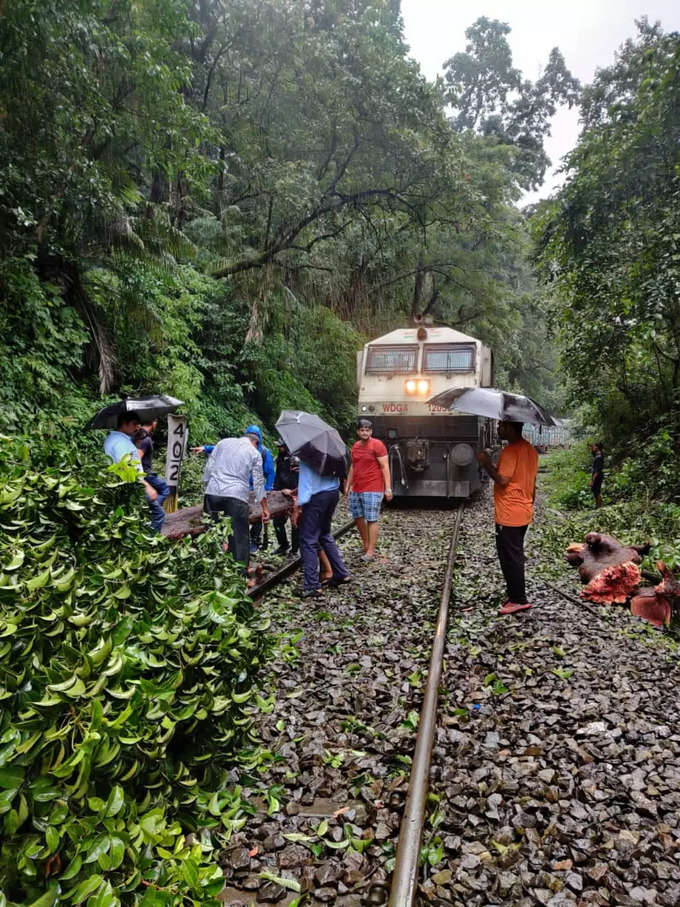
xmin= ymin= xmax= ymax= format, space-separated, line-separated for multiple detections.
xmin=5 ymin=0 xmax=680 ymax=899
xmin=535 ymin=19 xmax=680 ymax=494
xmin=0 ymin=0 xmax=568 ymax=442
xmin=537 ymin=448 xmax=680 ymax=580
xmin=0 ymin=437 xmax=268 ymax=903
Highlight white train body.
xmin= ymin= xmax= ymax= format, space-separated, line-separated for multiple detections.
xmin=357 ymin=326 xmax=494 ymax=497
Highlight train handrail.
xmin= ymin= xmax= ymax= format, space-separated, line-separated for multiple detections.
xmin=389 ymin=443 xmax=409 ymax=490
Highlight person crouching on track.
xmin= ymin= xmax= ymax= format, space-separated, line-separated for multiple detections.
xmin=297 ymin=459 xmax=350 ymax=599
xmin=477 ymin=421 xmax=538 ymax=615
xmin=346 ymin=418 xmax=392 ymax=560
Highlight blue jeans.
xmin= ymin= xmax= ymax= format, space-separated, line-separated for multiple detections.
xmin=299 ymin=490 xmax=348 ymax=593
xmin=145 ymin=473 xmax=169 ymax=532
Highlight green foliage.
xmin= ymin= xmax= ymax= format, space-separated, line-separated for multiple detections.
xmin=444 ymin=17 xmax=580 ymax=189
xmin=0 ymin=0 xmax=210 ymax=261
xmin=0 ymin=0 xmax=562 ymax=442
xmin=541 ymin=444 xmax=594 ymax=510
xmin=0 ymin=258 xmax=89 ymax=431
xmin=535 ymin=494 xmax=680 ymax=582
xmin=535 ymin=23 xmax=680 ymax=469
xmin=82 ymin=261 xmax=210 ymax=406
xmin=0 ymin=436 xmax=268 ymax=902
xmin=607 ymin=419 xmax=680 ymax=504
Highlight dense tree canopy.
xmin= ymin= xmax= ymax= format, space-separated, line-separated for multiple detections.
xmin=0 ymin=0 xmax=559 ymax=447
xmin=443 ymin=17 xmax=580 ymax=191
xmin=535 ymin=22 xmax=680 ymax=458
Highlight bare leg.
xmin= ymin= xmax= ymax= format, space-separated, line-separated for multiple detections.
xmin=595 ymin=493 xmax=602 ymax=508
xmin=354 ymin=517 xmax=369 ymax=552
xmin=366 ymin=520 xmax=380 ymax=556
xmin=319 ymin=549 xmax=333 ymax=581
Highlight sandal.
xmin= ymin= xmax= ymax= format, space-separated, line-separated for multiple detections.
xmin=498 ymin=601 xmax=532 ymax=615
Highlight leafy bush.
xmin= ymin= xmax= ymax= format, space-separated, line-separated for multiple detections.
xmin=608 ymin=421 xmax=680 ymax=504
xmin=540 ymin=443 xmax=594 ymax=510
xmin=0 ymin=437 xmax=268 ymax=903
xmin=0 ymin=258 xmax=89 ymax=433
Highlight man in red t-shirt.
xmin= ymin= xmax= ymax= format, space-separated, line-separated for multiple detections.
xmin=346 ymin=419 xmax=392 ymax=560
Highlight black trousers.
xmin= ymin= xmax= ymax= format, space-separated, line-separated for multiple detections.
xmin=204 ymin=495 xmax=250 ymax=571
xmin=273 ymin=515 xmax=299 ymax=553
xmin=495 ymin=523 xmax=528 ymax=604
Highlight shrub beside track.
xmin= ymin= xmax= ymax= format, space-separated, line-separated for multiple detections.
xmin=0 ymin=437 xmax=268 ymax=904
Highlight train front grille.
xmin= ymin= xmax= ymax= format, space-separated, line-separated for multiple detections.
xmin=371 ymin=414 xmax=479 ymax=442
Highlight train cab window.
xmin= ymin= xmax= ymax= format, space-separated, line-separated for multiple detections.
xmin=366 ymin=345 xmax=418 ymax=373
xmin=423 ymin=344 xmax=475 ymax=373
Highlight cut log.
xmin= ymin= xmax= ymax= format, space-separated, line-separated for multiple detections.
xmin=565 ymin=532 xmax=650 ymax=583
xmin=162 ymin=490 xmax=294 ymax=541
xmin=630 ymin=589 xmax=671 ymax=627
xmin=580 ymin=561 xmax=641 ymax=604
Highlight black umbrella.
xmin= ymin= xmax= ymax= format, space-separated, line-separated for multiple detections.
xmin=275 ymin=410 xmax=348 ymax=477
xmin=85 ymin=395 xmax=184 ymax=430
xmin=428 ymin=387 xmax=557 ymax=426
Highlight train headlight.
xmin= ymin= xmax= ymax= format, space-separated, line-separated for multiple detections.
xmin=417 ymin=379 xmax=430 ymax=395
xmin=405 ymin=379 xmax=417 ymax=394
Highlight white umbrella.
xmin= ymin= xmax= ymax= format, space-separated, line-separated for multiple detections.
xmin=428 ymin=387 xmax=557 ymax=426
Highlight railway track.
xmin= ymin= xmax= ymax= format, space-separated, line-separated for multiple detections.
xmin=215 ymin=484 xmax=680 ymax=906
xmin=389 ymin=504 xmax=464 ymax=905
xmin=247 ymin=519 xmax=356 ymax=600
xmin=221 ymin=501 xmax=468 ymax=906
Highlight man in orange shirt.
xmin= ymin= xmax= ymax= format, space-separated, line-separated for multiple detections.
xmin=477 ymin=421 xmax=539 ymax=615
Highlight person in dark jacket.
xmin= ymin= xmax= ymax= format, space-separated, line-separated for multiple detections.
xmin=590 ymin=442 xmax=604 ymax=508
xmin=272 ymin=439 xmax=299 ymax=555
xmin=134 ymin=418 xmax=170 ymax=531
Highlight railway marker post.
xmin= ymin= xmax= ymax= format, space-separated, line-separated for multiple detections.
xmin=164 ymin=413 xmax=188 ymax=513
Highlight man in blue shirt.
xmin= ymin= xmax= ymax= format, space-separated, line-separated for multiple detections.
xmin=297 ymin=460 xmax=350 ymax=598
xmin=104 ymin=412 xmax=165 ymax=532
xmin=243 ymin=425 xmax=275 ymax=553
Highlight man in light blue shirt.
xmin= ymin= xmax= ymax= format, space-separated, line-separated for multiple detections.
xmin=297 ymin=460 xmax=349 ymax=598
xmin=104 ymin=412 xmax=164 ymax=531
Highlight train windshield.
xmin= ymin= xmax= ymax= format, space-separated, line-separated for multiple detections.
xmin=366 ymin=345 xmax=418 ymax=373
xmin=423 ymin=344 xmax=475 ymax=373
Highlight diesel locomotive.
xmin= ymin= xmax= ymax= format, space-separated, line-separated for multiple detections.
xmin=356 ymin=323 xmax=494 ymax=497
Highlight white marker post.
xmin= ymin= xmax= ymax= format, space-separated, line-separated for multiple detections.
xmin=164 ymin=413 xmax=188 ymax=513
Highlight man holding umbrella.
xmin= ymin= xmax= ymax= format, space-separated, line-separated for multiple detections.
xmin=477 ymin=421 xmax=538 ymax=615
xmin=89 ymin=394 xmax=183 ymax=533
xmin=427 ymin=387 xmax=553 ymax=615
xmin=103 ymin=412 xmax=166 ymax=532
xmin=275 ymin=410 xmax=350 ymax=598
xmin=297 ymin=459 xmax=350 ymax=598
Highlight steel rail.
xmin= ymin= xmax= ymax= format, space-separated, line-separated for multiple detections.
xmin=248 ymin=518 xmax=356 ymax=599
xmin=389 ymin=504 xmax=464 ymax=906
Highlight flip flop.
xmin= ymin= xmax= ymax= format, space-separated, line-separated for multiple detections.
xmin=498 ymin=602 xmax=532 ymax=615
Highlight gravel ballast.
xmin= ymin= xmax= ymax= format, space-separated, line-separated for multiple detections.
xmin=218 ymin=489 xmax=680 ymax=905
